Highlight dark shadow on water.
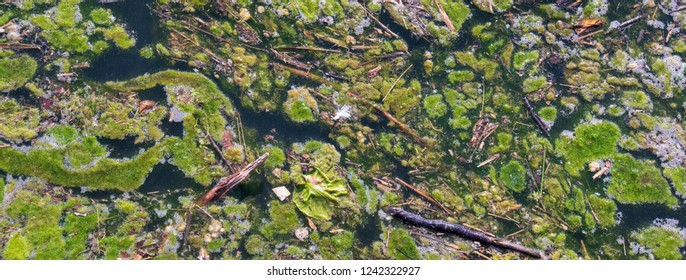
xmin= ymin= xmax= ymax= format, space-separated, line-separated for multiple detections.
xmin=138 ymin=163 xmax=201 ymax=193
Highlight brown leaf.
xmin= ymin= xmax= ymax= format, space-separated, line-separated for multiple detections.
xmin=574 ymin=18 xmax=604 ymax=34
xmin=138 ymin=100 xmax=156 ymax=114
xmin=222 ymin=130 xmax=234 ymax=149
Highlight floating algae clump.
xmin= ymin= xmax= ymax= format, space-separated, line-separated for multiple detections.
xmin=499 ymin=160 xmax=527 ymax=192
xmin=0 ymin=138 xmax=169 ymax=191
xmin=664 ymin=166 xmax=686 ymax=197
xmin=555 ymin=121 xmax=620 ymax=176
xmin=0 ymin=55 xmax=37 ymax=92
xmin=388 ymin=228 xmax=421 ymax=260
xmin=423 ymin=94 xmax=448 ymax=118
xmin=607 ymin=154 xmax=678 ymax=207
xmin=284 ymin=87 xmax=318 ymax=123
xmin=631 ymin=222 xmax=686 ymax=260
xmin=2 ymin=234 xmax=30 ymax=260
xmin=588 ymin=195 xmax=617 ymax=229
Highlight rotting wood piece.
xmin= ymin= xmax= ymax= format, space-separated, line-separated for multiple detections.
xmin=197 ymin=153 xmax=269 ymax=206
xmin=387 ymin=207 xmax=546 ymax=259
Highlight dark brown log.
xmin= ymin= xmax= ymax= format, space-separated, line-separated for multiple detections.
xmin=196 ymin=153 xmax=269 ymax=206
xmin=387 ymin=207 xmax=546 ymax=259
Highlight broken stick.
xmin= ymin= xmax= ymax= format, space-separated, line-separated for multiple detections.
xmin=387 ymin=207 xmax=546 ymax=259
xmin=197 ymin=153 xmax=269 ymax=206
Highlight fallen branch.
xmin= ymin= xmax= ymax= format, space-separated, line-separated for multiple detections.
xmin=395 ymin=178 xmax=451 ymax=214
xmin=523 ymin=97 xmax=550 ymax=138
xmin=197 ymin=153 xmax=269 ymax=206
xmin=273 ymin=63 xmax=341 ymax=90
xmin=387 ymin=207 xmax=546 ymax=259
xmin=605 ymin=15 xmax=644 ymax=34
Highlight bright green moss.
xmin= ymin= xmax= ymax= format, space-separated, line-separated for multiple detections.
xmin=555 ymin=121 xmax=620 ymax=176
xmin=513 ymin=50 xmax=539 ymax=70
xmin=0 ymin=139 xmax=168 ymax=191
xmin=284 ymin=88 xmax=317 ymax=123
xmin=448 ymin=70 xmax=474 ymax=83
xmin=607 ymin=154 xmax=677 ymax=207
xmin=139 ymin=46 xmax=154 ymax=59
xmin=0 ymin=55 xmax=38 ymax=92
xmin=664 ymin=167 xmax=686 ymax=196
xmin=588 ymin=195 xmax=616 ymax=229
xmin=6 ymin=186 xmax=65 ymax=260
xmin=260 ymin=201 xmax=301 ymax=238
xmin=101 ymin=26 xmax=135 ymax=49
xmin=2 ymin=234 xmax=30 ymax=260
xmin=622 ymin=91 xmax=651 ymax=110
xmin=523 ymin=76 xmax=548 ymax=93
xmin=500 ymin=160 xmax=527 ymax=192
xmin=101 ymin=236 xmax=134 ymax=260
xmin=90 ymin=8 xmax=113 ymax=26
xmin=29 ymin=15 xmax=58 ymax=30
xmin=65 ymin=136 xmax=107 ymax=168
xmin=423 ymin=94 xmax=448 ymax=118
xmin=631 ymin=226 xmax=685 ymax=260
xmin=435 ymin=0 xmax=471 ymax=32
xmin=64 ymin=213 xmax=98 ymax=259
xmin=388 ymin=228 xmax=420 ymax=260
xmin=538 ymin=107 xmax=557 ymax=122
xmin=489 ymin=132 xmax=513 ymax=153
xmin=54 ymin=0 xmax=81 ymax=28
xmin=262 ymin=145 xmax=286 ymax=169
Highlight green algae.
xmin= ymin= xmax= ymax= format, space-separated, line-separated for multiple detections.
xmin=388 ymin=228 xmax=420 ymax=260
xmin=555 ymin=121 xmax=620 ymax=176
xmin=588 ymin=195 xmax=617 ymax=229
xmin=423 ymin=94 xmax=448 ymax=118
xmin=500 ymin=160 xmax=526 ymax=192
xmin=284 ymin=87 xmax=317 ymax=123
xmin=631 ymin=226 xmax=685 ymax=260
xmin=260 ymin=200 xmax=301 ymax=238
xmin=0 ymin=138 xmax=168 ymax=191
xmin=2 ymin=234 xmax=30 ymax=260
xmin=664 ymin=167 xmax=686 ymax=197
xmin=607 ymin=154 xmax=677 ymax=207
xmin=0 ymin=55 xmax=37 ymax=92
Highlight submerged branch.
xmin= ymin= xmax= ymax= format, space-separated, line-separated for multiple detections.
xmin=387 ymin=207 xmax=546 ymax=259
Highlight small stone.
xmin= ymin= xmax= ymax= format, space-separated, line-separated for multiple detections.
xmin=589 ymin=161 xmax=601 ymax=172
xmin=272 ymin=186 xmax=291 ymax=201
xmin=294 ymin=228 xmax=309 ymax=241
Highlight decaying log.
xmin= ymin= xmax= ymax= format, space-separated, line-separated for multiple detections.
xmin=523 ymin=97 xmax=550 ymax=138
xmin=196 ymin=153 xmax=269 ymax=206
xmin=387 ymin=207 xmax=546 ymax=259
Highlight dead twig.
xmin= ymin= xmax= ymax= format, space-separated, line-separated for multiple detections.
xmin=382 ymin=64 xmax=413 ymax=102
xmin=394 ymin=178 xmax=451 ymax=214
xmin=197 ymin=153 xmax=269 ymax=206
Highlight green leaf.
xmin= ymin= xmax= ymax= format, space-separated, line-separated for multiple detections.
xmin=293 ymin=168 xmax=348 ymax=220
